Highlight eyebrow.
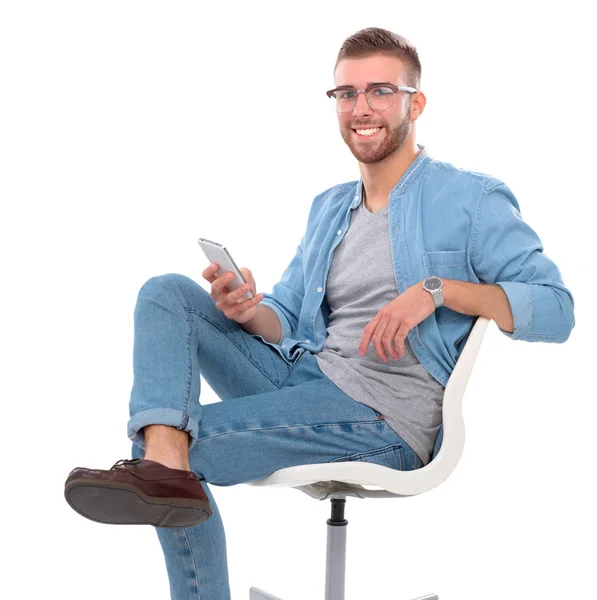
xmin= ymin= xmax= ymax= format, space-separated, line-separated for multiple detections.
xmin=336 ymin=82 xmax=395 ymax=89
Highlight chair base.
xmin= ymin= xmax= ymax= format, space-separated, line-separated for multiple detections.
xmin=250 ymin=497 xmax=438 ymax=600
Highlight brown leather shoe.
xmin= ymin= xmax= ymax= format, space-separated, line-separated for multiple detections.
xmin=64 ymin=458 xmax=213 ymax=527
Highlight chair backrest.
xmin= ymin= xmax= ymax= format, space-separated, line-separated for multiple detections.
xmin=427 ymin=316 xmax=490 ymax=473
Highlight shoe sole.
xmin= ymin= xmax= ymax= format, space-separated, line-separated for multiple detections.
xmin=64 ymin=478 xmax=212 ymax=528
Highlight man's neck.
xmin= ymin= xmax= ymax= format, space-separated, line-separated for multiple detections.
xmin=360 ymin=140 xmax=421 ymax=212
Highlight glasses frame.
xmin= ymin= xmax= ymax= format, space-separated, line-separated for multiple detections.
xmin=326 ymin=83 xmax=419 ymax=112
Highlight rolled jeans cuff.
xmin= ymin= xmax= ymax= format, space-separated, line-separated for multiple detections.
xmin=127 ymin=408 xmax=200 ymax=451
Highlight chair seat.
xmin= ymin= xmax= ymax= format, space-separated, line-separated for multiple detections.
xmin=247 ymin=435 xmax=462 ymax=499
xmin=248 ymin=317 xmax=490 ymax=500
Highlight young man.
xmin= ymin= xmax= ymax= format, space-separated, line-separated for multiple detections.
xmin=64 ymin=27 xmax=575 ymax=600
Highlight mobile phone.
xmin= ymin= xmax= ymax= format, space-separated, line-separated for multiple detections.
xmin=197 ymin=238 xmax=254 ymax=300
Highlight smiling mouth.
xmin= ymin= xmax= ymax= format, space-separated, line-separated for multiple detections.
xmin=352 ymin=126 xmax=383 ymax=137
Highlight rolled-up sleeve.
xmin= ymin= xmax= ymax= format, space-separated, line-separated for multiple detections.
xmin=259 ymin=240 xmax=305 ymax=342
xmin=471 ymin=182 xmax=575 ymax=342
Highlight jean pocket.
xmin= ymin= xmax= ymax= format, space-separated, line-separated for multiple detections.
xmin=330 ymin=443 xmax=406 ymax=470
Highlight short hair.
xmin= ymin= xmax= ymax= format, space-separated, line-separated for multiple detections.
xmin=334 ymin=27 xmax=421 ymax=89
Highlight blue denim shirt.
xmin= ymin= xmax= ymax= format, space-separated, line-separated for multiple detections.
xmin=256 ymin=146 xmax=575 ymax=386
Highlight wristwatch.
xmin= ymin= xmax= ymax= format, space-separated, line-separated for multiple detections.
xmin=422 ymin=276 xmax=444 ymax=309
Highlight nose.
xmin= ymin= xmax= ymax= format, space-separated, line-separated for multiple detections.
xmin=352 ymin=90 xmax=372 ymax=118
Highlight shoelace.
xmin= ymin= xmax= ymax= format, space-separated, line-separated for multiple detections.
xmin=110 ymin=458 xmax=142 ymax=470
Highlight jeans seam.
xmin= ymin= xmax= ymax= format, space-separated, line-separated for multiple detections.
xmin=195 ymin=420 xmax=383 ymax=443
xmin=178 ymin=311 xmax=193 ymax=427
xmin=186 ymin=308 xmax=285 ymax=390
xmin=182 ymin=528 xmax=200 ymax=597
xmin=330 ymin=443 xmax=406 ymax=469
xmin=351 ymin=444 xmax=403 ymax=460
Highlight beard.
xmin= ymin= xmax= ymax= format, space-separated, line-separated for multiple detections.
xmin=341 ymin=110 xmax=412 ymax=164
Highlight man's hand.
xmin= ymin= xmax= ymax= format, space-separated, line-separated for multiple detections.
xmin=202 ymin=263 xmax=264 ymax=324
xmin=358 ymin=281 xmax=436 ymax=362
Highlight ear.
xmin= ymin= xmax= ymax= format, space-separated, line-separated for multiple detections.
xmin=410 ymin=91 xmax=426 ymax=121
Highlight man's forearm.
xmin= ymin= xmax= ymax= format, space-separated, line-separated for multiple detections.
xmin=441 ymin=279 xmax=514 ymax=333
xmin=240 ymin=304 xmax=283 ymax=344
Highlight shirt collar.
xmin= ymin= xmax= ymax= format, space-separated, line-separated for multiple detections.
xmin=351 ymin=144 xmax=430 ymax=208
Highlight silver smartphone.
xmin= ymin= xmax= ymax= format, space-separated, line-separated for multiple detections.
xmin=197 ymin=238 xmax=254 ymax=300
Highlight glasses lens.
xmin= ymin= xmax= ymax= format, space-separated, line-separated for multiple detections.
xmin=333 ymin=89 xmax=357 ymax=113
xmin=366 ymin=86 xmax=395 ymax=110
xmin=331 ymin=86 xmax=396 ymax=112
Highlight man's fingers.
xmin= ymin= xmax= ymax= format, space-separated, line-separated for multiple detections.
xmin=359 ymin=330 xmax=373 ymax=355
xmin=382 ymin=318 xmax=406 ymax=359
xmin=217 ymin=283 xmax=252 ymax=308
xmin=383 ymin=326 xmax=401 ymax=360
xmin=222 ymin=292 xmax=264 ymax=318
xmin=205 ymin=263 xmax=229 ymax=298
xmin=202 ymin=262 xmax=219 ymax=282
xmin=372 ymin=318 xmax=389 ymax=362
xmin=211 ymin=270 xmax=237 ymax=297
xmin=359 ymin=314 xmax=381 ymax=355
xmin=390 ymin=322 xmax=410 ymax=359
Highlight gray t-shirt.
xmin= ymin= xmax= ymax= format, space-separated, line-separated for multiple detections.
xmin=315 ymin=198 xmax=445 ymax=465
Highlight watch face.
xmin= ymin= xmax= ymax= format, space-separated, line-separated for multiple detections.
xmin=425 ymin=277 xmax=442 ymax=291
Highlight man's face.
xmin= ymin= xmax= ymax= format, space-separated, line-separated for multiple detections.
xmin=333 ymin=55 xmax=414 ymax=164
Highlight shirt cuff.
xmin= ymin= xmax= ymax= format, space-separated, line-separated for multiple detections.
xmin=495 ymin=281 xmax=532 ymax=340
xmin=259 ymin=297 xmax=293 ymax=343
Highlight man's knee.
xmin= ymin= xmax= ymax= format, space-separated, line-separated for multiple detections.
xmin=138 ymin=273 xmax=199 ymax=299
xmin=136 ymin=274 xmax=212 ymax=315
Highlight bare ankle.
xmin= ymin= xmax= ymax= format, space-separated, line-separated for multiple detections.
xmin=143 ymin=425 xmax=190 ymax=471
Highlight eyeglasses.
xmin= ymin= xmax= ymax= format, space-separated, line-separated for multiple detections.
xmin=326 ymin=83 xmax=418 ymax=113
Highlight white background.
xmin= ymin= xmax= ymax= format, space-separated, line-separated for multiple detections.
xmin=1 ymin=1 xmax=595 ymax=599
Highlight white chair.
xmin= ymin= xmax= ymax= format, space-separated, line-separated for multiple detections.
xmin=247 ymin=316 xmax=491 ymax=600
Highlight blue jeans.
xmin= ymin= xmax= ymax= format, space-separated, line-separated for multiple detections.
xmin=127 ymin=274 xmax=423 ymax=600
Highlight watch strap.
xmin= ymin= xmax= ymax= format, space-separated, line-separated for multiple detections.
xmin=430 ymin=289 xmax=444 ymax=309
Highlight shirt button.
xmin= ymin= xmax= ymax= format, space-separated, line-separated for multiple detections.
xmin=317 ymin=287 xmax=323 ymax=293
xmin=395 ymin=227 xmax=400 ymax=234
xmin=337 ymin=229 xmax=342 ymax=235
xmin=305 ymin=339 xmax=311 ymax=344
